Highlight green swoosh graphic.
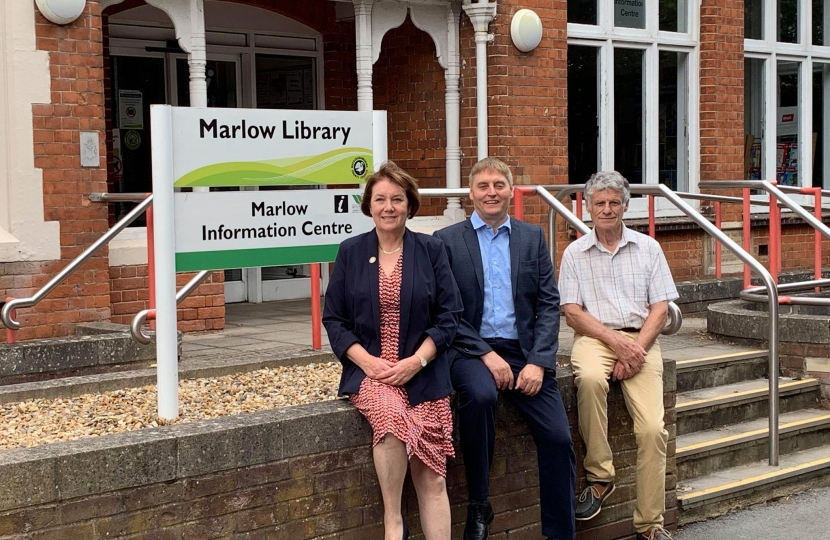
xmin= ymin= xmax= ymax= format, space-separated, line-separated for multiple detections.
xmin=174 ymin=148 xmax=372 ymax=187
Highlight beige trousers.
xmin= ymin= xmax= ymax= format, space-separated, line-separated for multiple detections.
xmin=570 ymin=332 xmax=668 ymax=532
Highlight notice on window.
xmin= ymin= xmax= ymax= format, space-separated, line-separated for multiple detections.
xmin=615 ymin=0 xmax=645 ymax=29
xmin=118 ymin=90 xmax=144 ymax=130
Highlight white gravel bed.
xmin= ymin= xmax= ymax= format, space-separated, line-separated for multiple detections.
xmin=0 ymin=362 xmax=341 ymax=451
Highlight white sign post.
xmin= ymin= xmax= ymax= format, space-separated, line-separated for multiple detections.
xmin=151 ymin=105 xmax=384 ymax=420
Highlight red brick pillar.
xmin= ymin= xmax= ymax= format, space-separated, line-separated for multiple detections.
xmin=699 ymin=1 xmax=745 ymax=184
xmin=459 ymin=1 xmax=568 ymax=228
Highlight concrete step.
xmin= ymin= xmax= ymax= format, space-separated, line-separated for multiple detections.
xmin=675 ymin=349 xmax=769 ymax=392
xmin=677 ymin=445 xmax=830 ymax=524
xmin=676 ymin=408 xmax=830 ymax=479
xmin=676 ymin=377 xmax=821 ymax=435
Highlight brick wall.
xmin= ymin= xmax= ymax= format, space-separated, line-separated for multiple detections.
xmin=468 ymin=1 xmax=568 ymax=228
xmin=1 ymin=1 xmax=110 ymax=344
xmin=0 ymin=369 xmax=677 ymax=540
xmin=373 ymin=17 xmax=448 ymax=216
xmin=109 ymin=266 xmax=225 ymax=332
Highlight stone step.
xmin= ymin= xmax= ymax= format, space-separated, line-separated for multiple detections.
xmin=676 ymin=408 xmax=830 ymax=479
xmin=677 ymin=445 xmax=830 ymax=524
xmin=676 ymin=377 xmax=821 ymax=435
xmin=675 ymin=349 xmax=769 ymax=392
xmin=0 ymin=328 xmax=161 ymax=386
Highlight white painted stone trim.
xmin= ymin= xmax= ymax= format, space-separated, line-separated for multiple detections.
xmin=0 ymin=0 xmax=61 ymax=262
xmin=109 ymin=227 xmax=149 ymax=267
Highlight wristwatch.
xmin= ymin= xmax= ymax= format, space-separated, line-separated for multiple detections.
xmin=416 ymin=354 xmax=428 ymax=368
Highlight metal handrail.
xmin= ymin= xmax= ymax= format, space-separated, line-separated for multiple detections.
xmin=89 ymin=192 xmax=149 ymax=202
xmin=1 ymin=195 xmax=154 ymax=330
xmin=606 ymin=183 xmax=780 ymax=465
xmin=700 ymin=180 xmax=830 ymax=240
xmin=741 ymin=279 xmax=830 ymax=305
xmin=130 ymin=270 xmax=213 ymax=344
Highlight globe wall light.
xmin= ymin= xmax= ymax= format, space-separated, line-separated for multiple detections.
xmin=36 ymin=0 xmax=86 ymax=25
xmin=510 ymin=9 xmax=543 ymax=53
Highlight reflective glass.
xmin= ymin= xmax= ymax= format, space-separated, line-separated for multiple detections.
xmin=744 ymin=58 xmax=766 ymax=180
xmin=568 ymin=45 xmax=599 ymax=184
xmin=745 ymin=0 xmax=763 ymax=40
xmin=615 ymin=0 xmax=647 ymax=29
xmin=779 ymin=0 xmax=799 ymax=43
xmin=777 ymin=61 xmax=800 ymax=186
xmin=568 ymin=0 xmax=597 ymax=25
xmin=615 ymin=49 xmax=644 ymax=184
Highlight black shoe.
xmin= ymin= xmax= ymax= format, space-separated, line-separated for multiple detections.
xmin=464 ymin=502 xmax=494 ymax=540
xmin=636 ymin=526 xmax=673 ymax=540
xmin=574 ymin=481 xmax=615 ymax=521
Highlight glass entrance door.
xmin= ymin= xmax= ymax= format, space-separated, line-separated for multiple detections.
xmin=252 ymin=54 xmax=318 ymax=302
xmin=173 ymin=56 xmax=247 ymax=302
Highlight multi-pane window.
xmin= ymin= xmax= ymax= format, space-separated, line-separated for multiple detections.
xmin=567 ymin=1 xmax=699 ymax=215
xmin=744 ymin=0 xmax=830 ymax=189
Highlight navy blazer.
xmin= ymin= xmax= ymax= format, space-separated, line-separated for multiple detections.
xmin=323 ymin=228 xmax=463 ymax=406
xmin=434 ymin=217 xmax=560 ymax=369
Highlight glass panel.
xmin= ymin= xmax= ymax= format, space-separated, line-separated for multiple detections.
xmin=745 ymin=58 xmax=766 ymax=180
xmin=745 ymin=0 xmax=763 ymax=40
xmin=777 ymin=61 xmax=800 ymax=186
xmin=255 ymin=54 xmax=316 ymax=110
xmin=111 ymin=55 xmax=166 ymax=225
xmin=615 ymin=0 xmax=646 ymax=29
xmin=615 ymin=49 xmax=644 ymax=185
xmin=659 ymin=51 xmax=688 ymax=191
xmin=813 ymin=64 xmax=828 ymax=187
xmin=177 ymin=59 xmax=237 ymax=107
xmin=568 ymin=0 xmax=598 ymax=25
xmin=660 ymin=0 xmax=687 ymax=32
xmin=568 ymin=45 xmax=599 ymax=184
xmin=779 ymin=0 xmax=799 ymax=43
xmin=814 ymin=0 xmax=826 ymax=46
xmin=255 ymin=55 xmax=317 ymax=281
xmin=224 ymin=269 xmax=243 ymax=282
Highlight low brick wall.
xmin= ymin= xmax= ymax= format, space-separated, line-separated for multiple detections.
xmin=0 ymin=366 xmax=676 ymax=540
xmin=109 ymin=267 xmax=225 ymax=332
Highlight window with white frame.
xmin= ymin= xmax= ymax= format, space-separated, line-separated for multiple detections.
xmin=567 ymin=1 xmax=700 ymax=215
xmin=744 ymin=0 xmax=830 ymax=190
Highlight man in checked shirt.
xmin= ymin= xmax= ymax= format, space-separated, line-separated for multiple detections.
xmin=558 ymin=171 xmax=679 ymax=540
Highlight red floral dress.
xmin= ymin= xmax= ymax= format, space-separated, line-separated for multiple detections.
xmin=350 ymin=253 xmax=455 ymax=476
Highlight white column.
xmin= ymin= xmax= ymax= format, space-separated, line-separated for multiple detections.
xmin=353 ymin=0 xmax=374 ymax=112
xmin=444 ymin=3 xmax=464 ymax=219
xmin=463 ymin=2 xmax=497 ymax=161
xmin=146 ymin=0 xmax=207 ymax=108
xmin=150 ymin=106 xmax=179 ymax=420
xmin=187 ymin=0 xmax=207 ymax=108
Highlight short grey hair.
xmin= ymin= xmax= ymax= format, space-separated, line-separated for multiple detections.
xmin=585 ymin=171 xmax=630 ymax=206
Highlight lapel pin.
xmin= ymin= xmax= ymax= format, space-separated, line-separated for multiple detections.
xmin=369 ymin=256 xmax=377 ymax=264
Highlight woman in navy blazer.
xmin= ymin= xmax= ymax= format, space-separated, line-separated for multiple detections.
xmin=323 ymin=162 xmax=462 ymax=540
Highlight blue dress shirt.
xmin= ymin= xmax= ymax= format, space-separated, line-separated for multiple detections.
xmin=471 ymin=211 xmax=519 ymax=339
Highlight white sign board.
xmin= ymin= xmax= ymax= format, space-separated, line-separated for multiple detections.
xmin=168 ymin=107 xmax=373 ymax=189
xmin=151 ymin=105 xmax=385 ymax=419
xmin=175 ymin=190 xmax=372 ymax=271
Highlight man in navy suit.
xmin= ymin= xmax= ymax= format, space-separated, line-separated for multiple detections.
xmin=435 ymin=158 xmax=575 ymax=540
